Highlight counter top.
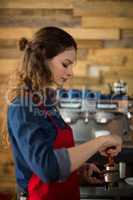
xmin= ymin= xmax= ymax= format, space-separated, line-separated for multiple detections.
xmin=80 ymin=180 xmax=133 ymax=199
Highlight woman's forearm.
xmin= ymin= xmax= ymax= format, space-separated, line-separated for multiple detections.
xmin=68 ymin=137 xmax=106 ymax=172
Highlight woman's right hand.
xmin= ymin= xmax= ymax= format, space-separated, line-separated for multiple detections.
xmin=98 ymin=134 xmax=122 ymax=157
xmin=68 ymin=133 xmax=122 ymax=172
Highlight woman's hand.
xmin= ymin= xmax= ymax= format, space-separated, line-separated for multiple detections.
xmin=78 ymin=163 xmax=103 ymax=184
xmin=68 ymin=133 xmax=122 ymax=173
xmin=99 ymin=134 xmax=122 ymax=157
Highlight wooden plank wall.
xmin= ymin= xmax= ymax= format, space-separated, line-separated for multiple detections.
xmin=0 ymin=0 xmax=133 ymax=191
xmin=0 ymin=0 xmax=133 ymax=93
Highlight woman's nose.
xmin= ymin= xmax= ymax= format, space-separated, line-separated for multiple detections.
xmin=67 ymin=67 xmax=73 ymax=78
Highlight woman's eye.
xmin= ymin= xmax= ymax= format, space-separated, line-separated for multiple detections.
xmin=62 ymin=63 xmax=68 ymax=68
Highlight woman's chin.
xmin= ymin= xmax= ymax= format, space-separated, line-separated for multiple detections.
xmin=52 ymin=81 xmax=64 ymax=88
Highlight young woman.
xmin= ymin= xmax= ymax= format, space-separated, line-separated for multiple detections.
xmin=6 ymin=27 xmax=122 ymax=200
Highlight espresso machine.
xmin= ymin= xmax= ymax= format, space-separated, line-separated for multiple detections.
xmin=56 ymin=80 xmax=133 ymax=188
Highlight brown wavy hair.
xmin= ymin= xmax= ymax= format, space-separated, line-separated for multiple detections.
xmin=0 ymin=26 xmax=77 ymax=146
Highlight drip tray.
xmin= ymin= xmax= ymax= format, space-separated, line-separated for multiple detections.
xmin=80 ymin=180 xmax=133 ymax=199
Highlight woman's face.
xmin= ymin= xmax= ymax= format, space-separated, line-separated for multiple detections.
xmin=47 ymin=48 xmax=76 ymax=87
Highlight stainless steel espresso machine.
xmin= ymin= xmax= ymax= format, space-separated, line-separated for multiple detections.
xmin=56 ymin=80 xmax=133 ymax=197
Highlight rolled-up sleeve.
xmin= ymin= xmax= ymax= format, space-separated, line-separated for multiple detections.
xmin=8 ymin=103 xmax=71 ymax=183
xmin=54 ymin=148 xmax=71 ymax=181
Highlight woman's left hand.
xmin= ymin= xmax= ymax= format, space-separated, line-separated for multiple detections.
xmin=78 ymin=163 xmax=103 ymax=184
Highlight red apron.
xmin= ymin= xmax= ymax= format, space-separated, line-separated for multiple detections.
xmin=27 ymin=104 xmax=80 ymax=200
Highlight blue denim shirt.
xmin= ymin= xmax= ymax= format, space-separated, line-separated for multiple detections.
xmin=7 ymin=95 xmax=71 ymax=191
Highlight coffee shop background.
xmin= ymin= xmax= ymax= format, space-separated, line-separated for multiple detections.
xmin=0 ymin=0 xmax=133 ymax=199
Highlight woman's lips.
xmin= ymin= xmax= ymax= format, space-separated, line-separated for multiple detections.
xmin=61 ymin=77 xmax=67 ymax=82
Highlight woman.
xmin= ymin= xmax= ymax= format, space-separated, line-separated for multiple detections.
xmin=6 ymin=27 xmax=122 ymax=200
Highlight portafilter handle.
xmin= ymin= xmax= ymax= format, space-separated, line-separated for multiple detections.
xmin=106 ymin=146 xmax=116 ymax=166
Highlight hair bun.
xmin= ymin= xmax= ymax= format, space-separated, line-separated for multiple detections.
xmin=19 ymin=37 xmax=29 ymax=51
